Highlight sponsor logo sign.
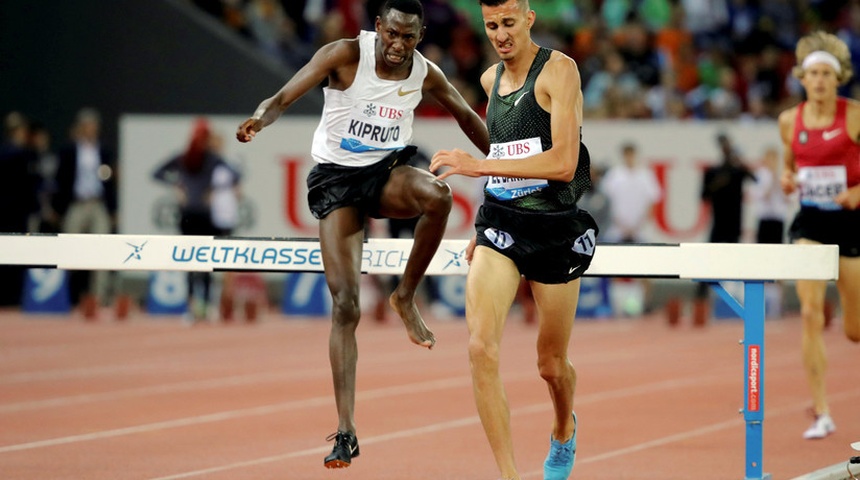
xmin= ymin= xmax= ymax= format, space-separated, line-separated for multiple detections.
xmin=748 ymin=345 xmax=761 ymax=411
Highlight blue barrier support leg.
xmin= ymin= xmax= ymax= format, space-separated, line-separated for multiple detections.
xmin=709 ymin=281 xmax=771 ymax=480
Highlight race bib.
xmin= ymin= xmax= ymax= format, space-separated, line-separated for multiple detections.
xmin=485 ymin=137 xmax=548 ymax=201
xmin=340 ymin=102 xmax=408 ymax=153
xmin=798 ymin=166 xmax=847 ymax=210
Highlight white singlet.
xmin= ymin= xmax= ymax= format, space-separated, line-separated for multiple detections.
xmin=310 ymin=30 xmax=428 ymax=167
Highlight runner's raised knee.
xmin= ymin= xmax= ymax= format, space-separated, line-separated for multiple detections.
xmin=423 ymin=179 xmax=452 ymax=215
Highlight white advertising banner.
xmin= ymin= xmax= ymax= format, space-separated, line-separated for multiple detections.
xmin=119 ymin=115 xmax=788 ymax=244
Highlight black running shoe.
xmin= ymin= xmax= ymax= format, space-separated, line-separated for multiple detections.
xmin=324 ymin=431 xmax=360 ymax=468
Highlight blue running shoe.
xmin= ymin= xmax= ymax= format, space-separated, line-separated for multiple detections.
xmin=543 ymin=411 xmax=577 ymax=480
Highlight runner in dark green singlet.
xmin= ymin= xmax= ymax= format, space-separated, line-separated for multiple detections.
xmin=430 ymin=1 xmax=596 ymax=479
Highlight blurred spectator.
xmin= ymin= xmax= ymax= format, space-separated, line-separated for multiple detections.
xmin=419 ymin=0 xmax=464 ymax=51
xmin=314 ymin=6 xmax=348 ymax=47
xmin=153 ymin=118 xmax=231 ymax=323
xmin=727 ymin=0 xmax=761 ymax=55
xmin=706 ymin=66 xmax=743 ymax=118
xmin=740 ymin=93 xmax=773 ymax=122
xmin=753 ymin=46 xmax=787 ymax=113
xmin=692 ymin=132 xmax=756 ymax=325
xmin=244 ymin=0 xmax=311 ymax=67
xmin=583 ymin=49 xmax=642 ymax=116
xmin=569 ymin=15 xmax=611 ymax=74
xmin=673 ymin=41 xmax=702 ymax=94
xmin=760 ymin=0 xmax=801 ymax=50
xmin=208 ymin=131 xmax=243 ymax=237
xmin=654 ymin=3 xmax=694 ymax=70
xmin=615 ymin=17 xmax=662 ymax=87
xmin=602 ymin=0 xmax=631 ymax=30
xmin=301 ymin=0 xmax=326 ymax=37
xmin=600 ymin=142 xmax=662 ymax=315
xmin=645 ymin=68 xmax=689 ymax=118
xmin=0 ymin=112 xmax=39 ymax=234
xmin=748 ymin=145 xmax=789 ymax=245
xmin=346 ymin=0 xmax=370 ymax=35
xmin=601 ymin=142 xmax=662 ymax=244
xmin=702 ymin=132 xmax=756 ymax=243
xmin=638 ymin=0 xmax=673 ymax=31
xmin=53 ymin=108 xmax=118 ymax=319
xmin=0 ymin=112 xmax=40 ymax=307
xmin=27 ymin=120 xmax=60 ymax=233
xmin=681 ymin=0 xmax=731 ymax=51
xmin=447 ymin=23 xmax=487 ymax=98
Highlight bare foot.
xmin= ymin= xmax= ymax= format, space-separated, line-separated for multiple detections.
xmin=389 ymin=292 xmax=435 ymax=349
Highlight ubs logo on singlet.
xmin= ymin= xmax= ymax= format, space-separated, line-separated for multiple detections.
xmin=361 ymin=103 xmax=404 ymax=120
xmin=798 ymin=131 xmax=808 ymax=144
xmin=490 ymin=140 xmax=532 ymax=159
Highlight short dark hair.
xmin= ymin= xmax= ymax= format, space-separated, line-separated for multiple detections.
xmin=478 ymin=0 xmax=527 ymax=8
xmin=381 ymin=0 xmax=424 ymax=22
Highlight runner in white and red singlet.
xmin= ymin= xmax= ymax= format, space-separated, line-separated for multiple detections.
xmin=778 ymin=30 xmax=860 ymax=441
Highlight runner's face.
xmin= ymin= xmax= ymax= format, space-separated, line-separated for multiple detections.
xmin=481 ymin=0 xmax=533 ymax=61
xmin=376 ymin=10 xmax=424 ymax=69
xmin=800 ymin=63 xmax=839 ymax=102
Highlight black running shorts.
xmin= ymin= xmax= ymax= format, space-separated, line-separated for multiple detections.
xmin=756 ymin=219 xmax=784 ymax=244
xmin=475 ymin=201 xmax=600 ymax=284
xmin=306 ymin=146 xmax=417 ymax=220
xmin=789 ymin=207 xmax=860 ymax=257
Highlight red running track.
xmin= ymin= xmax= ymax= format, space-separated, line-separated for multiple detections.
xmin=1 ymin=308 xmax=858 ymax=479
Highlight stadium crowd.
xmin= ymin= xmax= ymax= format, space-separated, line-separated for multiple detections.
xmin=189 ymin=0 xmax=860 ymax=120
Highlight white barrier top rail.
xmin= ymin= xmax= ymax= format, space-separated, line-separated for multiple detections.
xmin=0 ymin=234 xmax=838 ymax=281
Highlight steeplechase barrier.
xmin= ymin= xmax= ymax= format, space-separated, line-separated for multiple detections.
xmin=0 ymin=233 xmax=840 ymax=480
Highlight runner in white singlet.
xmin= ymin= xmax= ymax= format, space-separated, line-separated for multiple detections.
xmin=236 ymin=0 xmax=490 ymax=469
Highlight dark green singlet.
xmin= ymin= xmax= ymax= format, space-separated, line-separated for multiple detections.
xmin=485 ymin=47 xmax=591 ymax=212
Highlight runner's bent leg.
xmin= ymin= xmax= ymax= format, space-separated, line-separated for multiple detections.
xmin=378 ymin=166 xmax=452 ymax=347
